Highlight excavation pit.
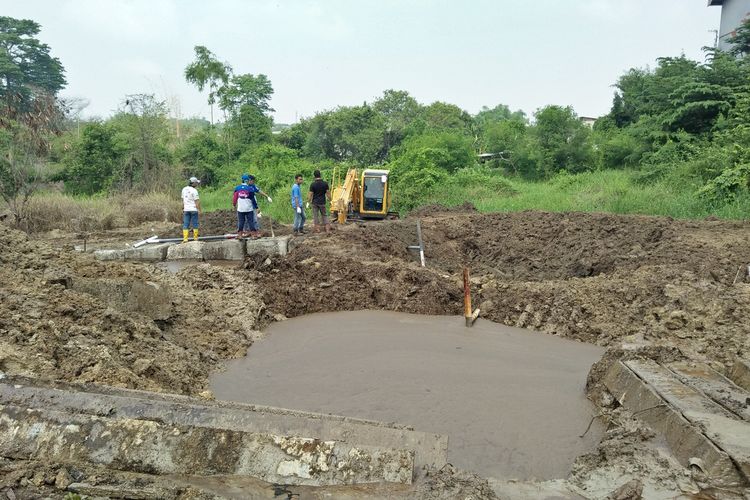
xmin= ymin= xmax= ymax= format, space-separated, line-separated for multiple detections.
xmin=211 ymin=310 xmax=605 ymax=480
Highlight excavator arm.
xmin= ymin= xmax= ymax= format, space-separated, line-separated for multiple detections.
xmin=330 ymin=168 xmax=360 ymax=224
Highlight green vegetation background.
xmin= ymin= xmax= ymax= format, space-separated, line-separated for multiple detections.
xmin=3 ymin=16 xmax=750 ymax=228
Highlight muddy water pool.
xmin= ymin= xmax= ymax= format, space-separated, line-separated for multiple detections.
xmin=210 ymin=310 xmax=604 ymax=480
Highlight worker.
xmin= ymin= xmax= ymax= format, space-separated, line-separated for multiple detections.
xmin=181 ymin=176 xmax=201 ymax=242
xmin=232 ymin=173 xmax=256 ymax=238
xmin=246 ymin=174 xmax=272 ymax=238
xmin=291 ymin=174 xmax=305 ymax=234
xmin=308 ymin=169 xmax=331 ymax=234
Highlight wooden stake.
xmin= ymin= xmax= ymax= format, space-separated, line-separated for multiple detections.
xmin=463 ymin=267 xmax=473 ymax=327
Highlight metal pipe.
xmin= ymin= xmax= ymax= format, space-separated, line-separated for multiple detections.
xmin=416 ymin=219 xmax=426 ymax=267
xmin=463 ymin=267 xmax=473 ymax=327
xmin=133 ymin=234 xmax=240 ymax=247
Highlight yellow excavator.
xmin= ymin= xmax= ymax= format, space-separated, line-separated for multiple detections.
xmin=330 ymin=167 xmax=397 ymax=224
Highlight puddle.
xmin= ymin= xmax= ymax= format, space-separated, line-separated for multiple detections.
xmin=210 ymin=310 xmax=605 ymax=480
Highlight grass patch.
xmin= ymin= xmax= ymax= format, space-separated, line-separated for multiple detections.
xmin=432 ymin=169 xmax=750 ymax=220
xmin=13 ymin=192 xmax=182 ymax=233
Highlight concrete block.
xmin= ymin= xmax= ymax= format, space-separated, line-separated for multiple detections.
xmin=246 ymin=235 xmax=291 ymax=257
xmin=166 ymin=241 xmax=204 ymax=260
xmin=94 ymin=249 xmax=126 ymax=261
xmin=728 ymin=358 xmax=750 ymax=392
xmin=0 ymin=377 xmax=449 ymax=486
xmin=604 ymin=360 xmax=748 ymax=487
xmin=72 ymin=278 xmax=172 ymax=321
xmin=124 ymin=243 xmax=170 ymax=261
xmin=202 ymin=239 xmax=246 ymax=261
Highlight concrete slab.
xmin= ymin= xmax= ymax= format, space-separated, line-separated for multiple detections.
xmin=625 ymin=359 xmax=750 ymax=483
xmin=0 ymin=376 xmax=448 ymax=485
xmin=166 ymin=241 xmax=204 ymax=260
xmin=668 ymin=361 xmax=750 ymax=422
xmin=729 ymin=358 xmax=750 ymax=392
xmin=94 ymin=244 xmax=170 ymax=262
xmin=71 ymin=278 xmax=172 ymax=321
xmin=0 ymin=403 xmax=414 ymax=485
xmin=246 ymin=235 xmax=291 ymax=257
xmin=93 ymin=248 xmax=126 ymax=261
xmin=126 ymin=243 xmax=170 ymax=261
xmin=604 ymin=360 xmax=746 ymax=487
xmin=202 ymin=239 xmax=245 ymax=261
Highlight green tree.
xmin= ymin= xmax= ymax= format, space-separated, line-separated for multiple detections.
xmin=184 ymin=46 xmax=230 ymax=125
xmin=59 ymin=122 xmax=124 ymax=194
xmin=372 ymin=89 xmax=421 ymax=157
xmin=178 ymin=128 xmax=226 ymax=185
xmin=217 ymin=73 xmax=273 ymax=115
xmin=218 ymin=73 xmax=275 ymax=155
xmin=419 ymin=102 xmax=473 ymax=134
xmin=0 ymin=16 xmax=65 ymax=115
xmin=534 ymin=105 xmax=595 ymax=176
xmin=112 ymin=94 xmax=174 ymax=191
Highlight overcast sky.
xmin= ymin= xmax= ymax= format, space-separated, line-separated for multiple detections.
xmin=1 ymin=0 xmax=721 ymax=124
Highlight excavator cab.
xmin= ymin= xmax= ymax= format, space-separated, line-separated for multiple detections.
xmin=360 ymin=169 xmax=389 ymax=216
xmin=330 ymin=167 xmax=394 ymax=223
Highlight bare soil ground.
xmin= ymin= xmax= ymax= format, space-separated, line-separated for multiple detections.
xmin=2 ymin=207 xmax=750 ymax=498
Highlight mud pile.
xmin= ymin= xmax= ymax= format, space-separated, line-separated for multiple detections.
xmin=0 ymin=224 xmax=262 ymax=395
xmin=167 ymin=210 xmax=292 ymax=238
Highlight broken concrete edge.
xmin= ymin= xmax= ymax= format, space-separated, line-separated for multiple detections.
xmin=0 ymin=403 xmax=415 ymax=486
xmin=603 ymin=360 xmax=746 ymax=488
xmin=728 ymin=358 xmax=750 ymax=392
xmin=626 ymin=359 xmax=750 ymax=483
xmin=0 ymin=375 xmax=448 ymax=475
xmin=667 ymin=361 xmax=750 ymax=423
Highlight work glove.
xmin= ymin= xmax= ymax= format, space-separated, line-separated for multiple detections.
xmin=267 ymin=196 xmax=273 ymax=203
xmin=257 ymin=211 xmax=262 ymax=218
xmin=305 ymin=202 xmax=310 ymax=209
xmin=296 ymin=206 xmax=302 ymax=214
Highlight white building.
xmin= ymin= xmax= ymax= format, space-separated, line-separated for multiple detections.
xmin=709 ymin=0 xmax=750 ymax=51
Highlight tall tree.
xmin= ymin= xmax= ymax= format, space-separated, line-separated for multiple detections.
xmin=217 ymin=73 xmax=273 ymax=115
xmin=0 ymin=16 xmax=65 ymax=115
xmin=184 ymin=46 xmax=230 ymax=125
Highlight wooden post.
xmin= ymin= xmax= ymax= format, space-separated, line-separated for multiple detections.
xmin=463 ymin=267 xmax=472 ymax=327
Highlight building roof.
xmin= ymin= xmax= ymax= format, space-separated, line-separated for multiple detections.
xmin=708 ymin=0 xmax=723 ymax=6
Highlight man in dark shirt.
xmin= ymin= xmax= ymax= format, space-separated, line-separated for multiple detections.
xmin=308 ymin=169 xmax=331 ymax=234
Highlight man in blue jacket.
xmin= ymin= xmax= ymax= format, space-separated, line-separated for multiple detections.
xmin=291 ymin=174 xmax=305 ymax=234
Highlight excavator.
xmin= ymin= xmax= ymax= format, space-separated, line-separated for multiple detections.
xmin=330 ymin=167 xmax=398 ymax=224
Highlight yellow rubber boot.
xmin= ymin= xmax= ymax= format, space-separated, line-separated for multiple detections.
xmin=182 ymin=229 xmax=189 ymax=243
xmin=193 ymin=229 xmax=199 ymax=241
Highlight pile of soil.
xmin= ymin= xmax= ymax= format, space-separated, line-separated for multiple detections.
xmin=0 ymin=224 xmax=263 ymax=396
xmin=166 ymin=210 xmax=293 ymax=238
xmin=251 ymin=212 xmax=750 ymax=367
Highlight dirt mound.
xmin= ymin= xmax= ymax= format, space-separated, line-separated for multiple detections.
xmin=257 ymin=246 xmax=462 ymax=318
xmin=408 ymin=201 xmax=478 ymax=217
xmin=0 ymin=224 xmax=263 ymax=395
xmin=166 ymin=209 xmax=293 ymax=238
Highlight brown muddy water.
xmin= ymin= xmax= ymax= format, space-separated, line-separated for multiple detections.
xmin=210 ymin=311 xmax=605 ymax=480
